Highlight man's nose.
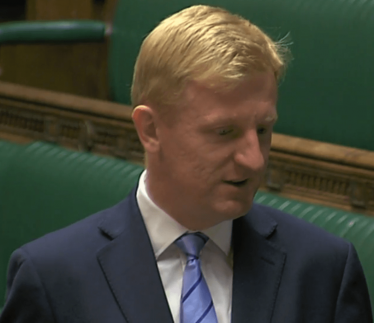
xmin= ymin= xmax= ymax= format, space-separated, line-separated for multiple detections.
xmin=234 ymin=130 xmax=266 ymax=171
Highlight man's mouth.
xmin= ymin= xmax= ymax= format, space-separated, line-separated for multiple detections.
xmin=224 ymin=179 xmax=248 ymax=187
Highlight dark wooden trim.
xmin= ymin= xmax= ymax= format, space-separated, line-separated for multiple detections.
xmin=266 ymin=149 xmax=374 ymax=215
xmin=271 ymin=133 xmax=374 ymax=172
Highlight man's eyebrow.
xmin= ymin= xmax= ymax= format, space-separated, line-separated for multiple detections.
xmin=203 ymin=112 xmax=278 ymax=126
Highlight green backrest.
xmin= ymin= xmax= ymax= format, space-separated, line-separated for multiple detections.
xmin=109 ymin=0 xmax=374 ymax=151
xmin=0 ymin=140 xmax=23 ymax=181
xmin=0 ymin=141 xmax=144 ymax=305
xmin=0 ymin=141 xmax=24 ymax=307
xmin=254 ymin=191 xmax=374 ymax=313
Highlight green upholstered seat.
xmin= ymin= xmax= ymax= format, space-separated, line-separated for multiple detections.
xmin=0 ymin=140 xmax=23 ymax=175
xmin=0 ymin=140 xmax=25 ymax=308
xmin=1 ymin=140 xmax=374 ymax=313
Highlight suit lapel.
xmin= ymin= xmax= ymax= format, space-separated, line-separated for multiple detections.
xmin=232 ymin=204 xmax=286 ymax=323
xmin=97 ymin=188 xmax=173 ymax=323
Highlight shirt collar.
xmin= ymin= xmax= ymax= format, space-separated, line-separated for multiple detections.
xmin=136 ymin=170 xmax=232 ymax=259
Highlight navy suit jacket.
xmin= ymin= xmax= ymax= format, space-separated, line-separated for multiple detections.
xmin=1 ymin=187 xmax=372 ymax=322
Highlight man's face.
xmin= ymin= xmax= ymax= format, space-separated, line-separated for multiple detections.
xmin=154 ymin=72 xmax=278 ymax=229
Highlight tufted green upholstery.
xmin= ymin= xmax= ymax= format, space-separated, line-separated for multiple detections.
xmin=1 ymin=140 xmax=374 ymax=313
xmin=0 ymin=141 xmax=25 ymax=309
xmin=0 ymin=141 xmax=22 ymax=184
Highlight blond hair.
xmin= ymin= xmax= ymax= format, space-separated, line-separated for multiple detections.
xmin=131 ymin=5 xmax=289 ymax=110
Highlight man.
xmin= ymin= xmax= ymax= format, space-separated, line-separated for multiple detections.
xmin=0 ymin=5 xmax=372 ymax=323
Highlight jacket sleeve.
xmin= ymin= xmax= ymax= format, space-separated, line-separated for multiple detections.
xmin=334 ymin=242 xmax=373 ymax=322
xmin=0 ymin=248 xmax=55 ymax=323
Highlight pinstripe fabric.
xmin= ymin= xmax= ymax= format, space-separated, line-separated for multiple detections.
xmin=175 ymin=233 xmax=218 ymax=323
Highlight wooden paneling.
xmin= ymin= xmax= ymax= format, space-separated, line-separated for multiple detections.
xmin=0 ymin=42 xmax=109 ymax=99
xmin=0 ymin=81 xmax=373 ymax=216
xmin=27 ymin=0 xmax=95 ymax=20
xmin=0 ymin=0 xmax=118 ymax=100
xmin=0 ymin=80 xmax=140 ymax=160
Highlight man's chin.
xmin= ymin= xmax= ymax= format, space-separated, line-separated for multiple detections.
xmin=215 ymin=199 xmax=254 ymax=221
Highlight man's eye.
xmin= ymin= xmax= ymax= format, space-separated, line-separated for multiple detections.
xmin=257 ymin=127 xmax=267 ymax=135
xmin=218 ymin=129 xmax=232 ymax=136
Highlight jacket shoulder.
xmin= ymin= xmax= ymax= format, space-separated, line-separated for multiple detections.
xmin=251 ymin=202 xmax=351 ymax=253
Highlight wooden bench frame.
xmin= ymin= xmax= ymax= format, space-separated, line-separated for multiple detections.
xmin=1 ymin=80 xmax=373 ymax=215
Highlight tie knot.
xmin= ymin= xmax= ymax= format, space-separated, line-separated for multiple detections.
xmin=174 ymin=232 xmax=209 ymax=260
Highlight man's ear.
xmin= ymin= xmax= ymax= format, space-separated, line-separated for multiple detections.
xmin=132 ymin=105 xmax=160 ymax=153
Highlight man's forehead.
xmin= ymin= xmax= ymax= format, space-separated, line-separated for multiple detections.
xmin=183 ymin=81 xmax=212 ymax=101
xmin=184 ymin=74 xmax=277 ymax=101
xmin=184 ymin=81 xmax=277 ymax=108
xmin=182 ymin=83 xmax=237 ymax=113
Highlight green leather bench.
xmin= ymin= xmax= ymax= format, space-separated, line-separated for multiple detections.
xmin=1 ymin=140 xmax=374 ymax=314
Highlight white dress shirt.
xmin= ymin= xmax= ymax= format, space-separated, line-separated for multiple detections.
xmin=136 ymin=170 xmax=233 ymax=323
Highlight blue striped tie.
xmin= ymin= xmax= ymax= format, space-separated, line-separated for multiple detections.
xmin=174 ymin=232 xmax=218 ymax=323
